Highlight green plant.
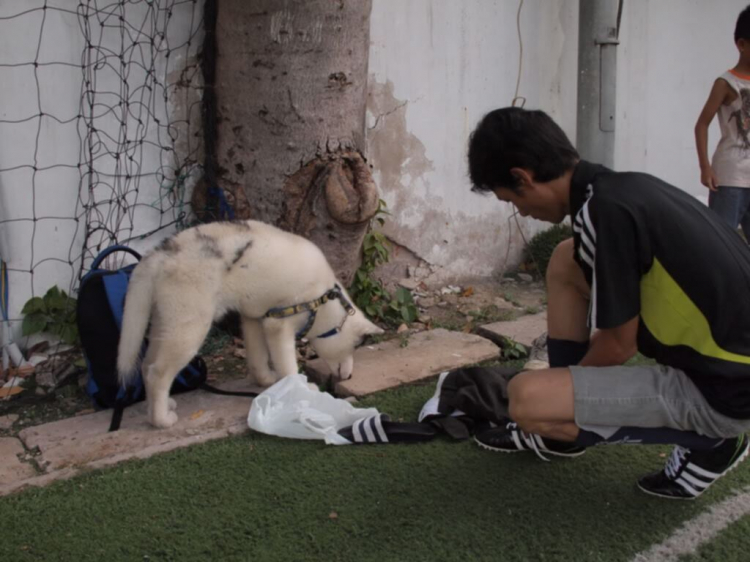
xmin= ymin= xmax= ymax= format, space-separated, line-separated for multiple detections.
xmin=467 ymin=305 xmax=514 ymax=324
xmin=523 ymin=223 xmax=573 ymax=279
xmin=21 ymin=286 xmax=79 ymax=345
xmin=500 ymin=337 xmax=528 ymax=360
xmin=350 ymin=200 xmax=418 ymax=327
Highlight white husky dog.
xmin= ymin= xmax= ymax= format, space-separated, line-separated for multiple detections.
xmin=117 ymin=220 xmax=383 ymax=429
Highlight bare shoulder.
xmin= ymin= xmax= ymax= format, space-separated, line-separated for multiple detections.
xmin=714 ymin=76 xmax=738 ymax=104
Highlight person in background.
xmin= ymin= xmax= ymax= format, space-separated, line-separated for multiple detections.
xmin=695 ymin=4 xmax=750 ymax=240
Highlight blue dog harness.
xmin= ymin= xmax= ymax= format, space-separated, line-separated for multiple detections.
xmin=263 ymin=284 xmax=356 ymax=340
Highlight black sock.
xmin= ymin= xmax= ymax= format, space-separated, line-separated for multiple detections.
xmin=574 ymin=427 xmax=724 ymax=451
xmin=547 ymin=337 xmax=589 ymax=368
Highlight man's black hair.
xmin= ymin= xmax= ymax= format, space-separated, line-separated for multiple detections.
xmin=736 ymin=5 xmax=750 ymax=43
xmin=467 ymin=107 xmax=579 ymax=193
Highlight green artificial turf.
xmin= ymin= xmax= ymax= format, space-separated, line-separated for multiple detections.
xmin=1 ymin=381 xmax=749 ymax=562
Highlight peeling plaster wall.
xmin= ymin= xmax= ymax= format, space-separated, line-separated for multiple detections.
xmin=367 ymin=0 xmax=579 ymax=280
xmin=615 ymin=1 xmax=747 ymax=203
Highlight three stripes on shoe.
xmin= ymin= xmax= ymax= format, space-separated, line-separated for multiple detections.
xmin=666 ymin=445 xmax=749 ymax=498
xmin=349 ymin=414 xmax=390 ymax=444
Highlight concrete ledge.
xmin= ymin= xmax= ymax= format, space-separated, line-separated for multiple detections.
xmin=4 ymin=379 xmax=259 ymax=496
xmin=305 ymin=328 xmax=500 ymax=397
xmin=477 ymin=312 xmax=547 ymax=348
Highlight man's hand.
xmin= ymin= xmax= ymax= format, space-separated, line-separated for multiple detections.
xmin=579 ymin=315 xmax=639 ymax=367
xmin=701 ymin=165 xmax=719 ymax=192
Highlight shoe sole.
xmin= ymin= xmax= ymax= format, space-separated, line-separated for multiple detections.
xmin=473 ymin=436 xmax=587 ymax=458
xmin=637 ymin=440 xmax=750 ymax=500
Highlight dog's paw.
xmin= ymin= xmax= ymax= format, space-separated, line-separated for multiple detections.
xmin=251 ymin=371 xmax=277 ymax=387
xmin=151 ymin=410 xmax=179 ymax=429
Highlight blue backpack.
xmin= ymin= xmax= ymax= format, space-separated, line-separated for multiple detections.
xmin=76 ymin=245 xmax=255 ymax=431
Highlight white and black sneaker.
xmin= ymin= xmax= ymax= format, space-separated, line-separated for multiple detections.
xmin=474 ymin=420 xmax=586 ymax=461
xmin=637 ymin=434 xmax=749 ymax=500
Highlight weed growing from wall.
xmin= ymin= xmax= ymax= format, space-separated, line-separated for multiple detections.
xmin=349 ymin=200 xmax=418 ymax=327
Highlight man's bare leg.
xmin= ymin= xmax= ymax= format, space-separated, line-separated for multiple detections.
xmin=508 ymin=239 xmax=591 ymax=442
xmin=545 ymin=238 xmax=590 ymax=342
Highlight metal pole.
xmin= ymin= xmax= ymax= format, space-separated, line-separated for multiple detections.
xmin=577 ymin=0 xmax=621 ymax=169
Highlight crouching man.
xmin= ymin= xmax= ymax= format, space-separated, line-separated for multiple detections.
xmin=468 ymin=107 xmax=750 ymax=499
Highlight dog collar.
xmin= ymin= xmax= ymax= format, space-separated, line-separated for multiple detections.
xmin=264 ymin=284 xmax=355 ymax=340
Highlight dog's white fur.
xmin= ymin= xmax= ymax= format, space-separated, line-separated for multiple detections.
xmin=117 ymin=220 xmax=382 ymax=429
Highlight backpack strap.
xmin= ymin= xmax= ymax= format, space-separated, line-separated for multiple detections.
xmin=108 ymin=385 xmax=139 ymax=432
xmin=109 ymin=404 xmax=126 ymax=432
xmin=90 ymin=245 xmax=141 ymax=271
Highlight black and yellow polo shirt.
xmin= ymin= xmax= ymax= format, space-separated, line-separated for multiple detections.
xmin=570 ymin=160 xmax=750 ymax=419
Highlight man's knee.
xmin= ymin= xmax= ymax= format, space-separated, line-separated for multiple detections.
xmin=508 ymin=373 xmax=536 ymax=426
xmin=546 ymin=238 xmax=588 ymax=296
xmin=546 ymin=238 xmax=576 ymax=283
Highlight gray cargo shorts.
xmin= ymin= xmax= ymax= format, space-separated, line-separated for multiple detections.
xmin=569 ymin=364 xmax=750 ymax=439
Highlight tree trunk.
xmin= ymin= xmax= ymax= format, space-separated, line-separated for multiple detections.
xmin=205 ymin=0 xmax=378 ymax=285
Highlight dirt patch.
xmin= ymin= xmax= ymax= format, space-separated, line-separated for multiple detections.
xmin=412 ymin=277 xmax=546 ymax=333
xmin=0 ymin=382 xmax=92 ymax=439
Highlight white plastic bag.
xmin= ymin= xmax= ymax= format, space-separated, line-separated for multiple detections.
xmin=247 ymin=374 xmax=380 ymax=445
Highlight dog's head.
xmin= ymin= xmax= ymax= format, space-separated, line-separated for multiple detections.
xmin=310 ymin=305 xmax=383 ymax=381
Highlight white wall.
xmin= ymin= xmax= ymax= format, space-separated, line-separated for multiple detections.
xmin=366 ymin=0 xmax=579 ymax=281
xmin=367 ymin=0 xmax=747 ymax=282
xmin=0 ymin=0 xmax=203 ymax=346
xmin=616 ymin=0 xmax=746 ymax=202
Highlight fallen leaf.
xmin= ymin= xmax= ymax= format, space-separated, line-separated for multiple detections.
xmin=329 ymin=511 xmax=338 ymax=520
xmin=396 ymin=323 xmax=408 ymax=333
xmin=75 ymin=409 xmax=96 ymax=416
xmin=190 ymin=410 xmax=205 ymax=420
xmin=233 ymin=349 xmax=247 ymax=359
xmin=462 ymin=286 xmax=474 ymax=297
xmin=0 ymin=386 xmax=24 ymax=398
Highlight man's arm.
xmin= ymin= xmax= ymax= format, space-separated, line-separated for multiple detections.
xmin=578 ymin=315 xmax=639 ymax=367
xmin=695 ymin=78 xmax=732 ymax=191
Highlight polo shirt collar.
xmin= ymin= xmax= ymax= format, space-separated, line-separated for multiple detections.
xmin=569 ymin=160 xmax=611 ymax=218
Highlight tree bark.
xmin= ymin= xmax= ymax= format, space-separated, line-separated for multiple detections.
xmin=204 ymin=0 xmax=378 ymax=285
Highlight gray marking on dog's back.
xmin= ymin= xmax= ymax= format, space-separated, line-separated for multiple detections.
xmin=196 ymin=229 xmax=223 ymax=259
xmin=155 ymin=237 xmax=180 ymax=254
xmin=231 ymin=240 xmax=253 ymax=265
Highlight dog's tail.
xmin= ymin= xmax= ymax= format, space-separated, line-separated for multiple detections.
xmin=117 ymin=257 xmax=156 ymax=385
